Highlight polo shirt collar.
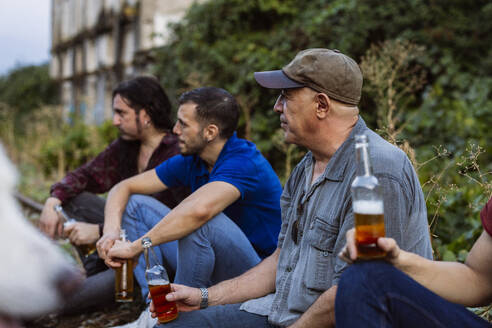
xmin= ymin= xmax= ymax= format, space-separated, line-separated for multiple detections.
xmin=194 ymin=132 xmax=239 ymax=176
xmin=214 ymin=132 xmax=238 ymax=166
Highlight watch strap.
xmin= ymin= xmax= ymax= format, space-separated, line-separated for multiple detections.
xmin=199 ymin=287 xmax=208 ymax=309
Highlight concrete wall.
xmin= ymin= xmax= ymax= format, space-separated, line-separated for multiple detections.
xmin=51 ymin=0 xmax=201 ymax=124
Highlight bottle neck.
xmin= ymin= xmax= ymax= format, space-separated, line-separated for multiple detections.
xmin=141 ymin=237 xmax=152 ymax=271
xmin=143 ymin=246 xmax=150 ymax=271
xmin=119 ymin=229 xmax=127 ymax=242
xmin=355 ymin=143 xmax=372 ymax=176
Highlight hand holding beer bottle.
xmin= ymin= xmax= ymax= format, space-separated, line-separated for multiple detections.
xmin=339 ymin=228 xmax=402 ymax=264
xmin=54 ymin=205 xmax=97 ymax=257
xmin=115 ymin=229 xmax=134 ymax=302
xmin=350 ymin=134 xmax=386 ymax=259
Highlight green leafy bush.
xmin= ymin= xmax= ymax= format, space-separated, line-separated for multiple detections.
xmin=150 ymin=0 xmax=492 ymax=260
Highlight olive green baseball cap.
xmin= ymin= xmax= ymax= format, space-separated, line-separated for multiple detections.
xmin=254 ymin=48 xmax=363 ymax=105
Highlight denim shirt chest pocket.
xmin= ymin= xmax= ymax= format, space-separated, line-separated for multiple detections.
xmin=303 ymin=216 xmax=338 ymax=291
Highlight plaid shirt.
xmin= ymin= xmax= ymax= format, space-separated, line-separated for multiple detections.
xmin=51 ymin=133 xmax=188 ymax=208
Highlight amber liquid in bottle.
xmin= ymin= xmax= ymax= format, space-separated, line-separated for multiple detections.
xmin=115 ymin=230 xmax=134 ymax=302
xmin=148 ymin=279 xmax=178 ymax=323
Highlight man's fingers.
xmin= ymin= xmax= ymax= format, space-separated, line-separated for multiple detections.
xmin=347 ymin=242 xmax=357 ymax=261
xmin=57 ymin=222 xmax=64 ymax=237
xmin=148 ymin=301 xmax=157 ymax=318
xmin=166 ymin=284 xmax=198 ymax=304
xmin=97 ymin=238 xmax=109 ymax=259
xmin=343 ymin=228 xmax=358 ymax=261
xmin=104 ymin=257 xmax=122 ymax=268
xmin=99 ymin=239 xmax=114 ymax=258
xmin=46 ymin=221 xmax=57 ymax=239
xmin=378 ymin=237 xmax=395 ymax=251
xmin=64 ymin=224 xmax=75 ymax=236
xmin=338 ymin=246 xmax=354 ymax=264
xmin=39 ymin=221 xmax=48 ymax=235
xmin=149 ymin=299 xmax=155 ymax=311
xmin=377 ymin=237 xmax=399 ymax=259
xmin=165 ymin=284 xmax=186 ymax=302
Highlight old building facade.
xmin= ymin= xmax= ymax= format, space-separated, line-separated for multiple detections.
xmin=50 ymin=0 xmax=199 ymax=124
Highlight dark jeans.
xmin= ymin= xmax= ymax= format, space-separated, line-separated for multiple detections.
xmin=60 ymin=192 xmax=118 ymax=314
xmin=64 ymin=192 xmax=107 ymax=276
xmin=335 ymin=261 xmax=492 ymax=328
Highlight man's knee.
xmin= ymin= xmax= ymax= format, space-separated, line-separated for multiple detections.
xmin=341 ymin=261 xmax=386 ymax=288
xmin=68 ymin=192 xmax=104 ymax=207
xmin=124 ymin=194 xmax=156 ymax=219
xmin=65 ymin=192 xmax=105 ymax=223
xmin=339 ymin=261 xmax=401 ymax=297
xmin=340 ymin=262 xmax=368 ymax=289
xmin=126 ymin=194 xmax=148 ymax=209
xmin=179 ymin=212 xmax=236 ymax=245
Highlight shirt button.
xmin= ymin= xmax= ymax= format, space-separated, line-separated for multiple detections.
xmin=322 ymin=251 xmax=330 ymax=257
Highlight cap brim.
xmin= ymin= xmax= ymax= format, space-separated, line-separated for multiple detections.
xmin=254 ymin=70 xmax=304 ymax=89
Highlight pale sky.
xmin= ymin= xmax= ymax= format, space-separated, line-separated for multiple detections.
xmin=0 ymin=1 xmax=51 ymax=75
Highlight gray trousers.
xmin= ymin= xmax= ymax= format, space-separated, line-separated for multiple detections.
xmin=60 ymin=192 xmax=125 ymax=314
xmin=63 ymin=192 xmax=107 ymax=276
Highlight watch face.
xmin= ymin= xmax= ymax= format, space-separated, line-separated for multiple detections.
xmin=141 ymin=237 xmax=152 ymax=248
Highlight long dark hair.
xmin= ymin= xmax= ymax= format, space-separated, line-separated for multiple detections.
xmin=178 ymin=87 xmax=239 ymax=139
xmin=112 ymin=76 xmax=173 ymax=131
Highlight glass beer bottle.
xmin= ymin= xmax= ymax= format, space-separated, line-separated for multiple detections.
xmin=115 ymin=229 xmax=134 ymax=302
xmin=351 ymin=134 xmax=386 ymax=259
xmin=142 ymin=237 xmax=178 ymax=323
xmin=53 ymin=204 xmax=97 ymax=257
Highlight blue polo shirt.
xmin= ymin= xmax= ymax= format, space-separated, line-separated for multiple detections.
xmin=155 ymin=132 xmax=282 ymax=258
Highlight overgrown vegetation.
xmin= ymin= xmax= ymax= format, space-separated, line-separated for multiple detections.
xmin=150 ymin=0 xmax=492 ymax=261
xmin=0 ymin=0 xmax=491 ymax=322
xmin=0 ymin=102 xmax=117 ymax=202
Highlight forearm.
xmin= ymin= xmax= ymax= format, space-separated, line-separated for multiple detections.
xmin=46 ymin=196 xmax=62 ymax=207
xmin=289 ymin=285 xmax=336 ymax=328
xmin=395 ymin=250 xmax=490 ymax=306
xmin=133 ymin=181 xmax=241 ymax=253
xmin=104 ymin=170 xmax=169 ymax=234
xmin=139 ymin=202 xmax=208 ymax=247
xmin=103 ymin=182 xmax=131 ymax=233
xmin=208 ymin=248 xmax=280 ymax=306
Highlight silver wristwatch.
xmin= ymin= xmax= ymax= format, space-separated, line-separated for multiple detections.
xmin=141 ymin=237 xmax=152 ymax=249
xmin=199 ymin=287 xmax=208 ymax=309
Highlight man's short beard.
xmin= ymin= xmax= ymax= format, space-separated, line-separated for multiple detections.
xmin=180 ymin=136 xmax=207 ymax=156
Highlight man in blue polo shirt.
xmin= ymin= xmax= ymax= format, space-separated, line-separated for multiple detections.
xmin=97 ymin=87 xmax=282 ymax=301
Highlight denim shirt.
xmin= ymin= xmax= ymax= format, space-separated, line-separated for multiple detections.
xmin=241 ymin=117 xmax=432 ymax=327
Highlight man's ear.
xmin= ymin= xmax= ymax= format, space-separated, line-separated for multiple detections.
xmin=315 ymin=93 xmax=331 ymax=119
xmin=203 ymin=123 xmax=220 ymax=142
xmin=139 ymin=109 xmax=151 ymax=125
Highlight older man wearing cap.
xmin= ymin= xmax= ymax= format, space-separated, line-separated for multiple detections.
xmin=149 ymin=48 xmax=432 ymax=328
